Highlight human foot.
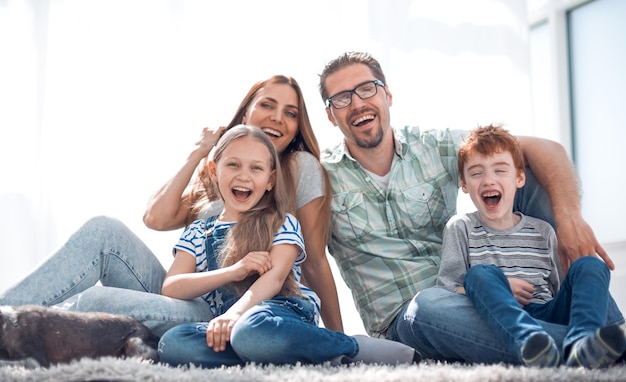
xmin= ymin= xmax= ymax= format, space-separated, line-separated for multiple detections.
xmin=521 ymin=332 xmax=560 ymax=367
xmin=333 ymin=335 xmax=421 ymax=366
xmin=565 ymin=325 xmax=626 ymax=369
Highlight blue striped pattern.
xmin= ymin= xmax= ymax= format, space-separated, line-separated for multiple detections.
xmin=173 ymin=213 xmax=321 ymax=323
xmin=464 ymin=212 xmax=559 ymax=303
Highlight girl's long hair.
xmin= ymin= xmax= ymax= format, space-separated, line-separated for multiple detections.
xmin=209 ymin=125 xmax=300 ymax=297
xmin=187 ymin=75 xmax=331 ymax=246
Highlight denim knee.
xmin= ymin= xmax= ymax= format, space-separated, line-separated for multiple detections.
xmin=160 ymin=322 xmax=245 ymax=368
xmin=230 ymin=298 xmax=320 ymax=363
xmin=82 ymin=215 xmax=127 ymax=235
xmin=569 ymin=256 xmax=609 ymax=280
xmin=158 ymin=323 xmax=206 ymax=366
xmin=231 ymin=309 xmax=274 ymax=343
xmin=412 ymin=287 xmax=463 ymax=314
xmin=411 ymin=287 xmax=475 ymax=325
xmin=464 ymin=264 xmax=504 ymax=291
xmin=231 ymin=309 xmax=292 ymax=362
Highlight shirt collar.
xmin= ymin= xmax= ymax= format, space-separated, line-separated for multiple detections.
xmin=322 ymin=128 xmax=406 ymax=164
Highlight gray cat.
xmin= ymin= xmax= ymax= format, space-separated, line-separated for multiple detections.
xmin=0 ymin=305 xmax=158 ymax=368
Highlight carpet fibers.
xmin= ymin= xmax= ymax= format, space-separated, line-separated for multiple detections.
xmin=1 ymin=358 xmax=625 ymax=382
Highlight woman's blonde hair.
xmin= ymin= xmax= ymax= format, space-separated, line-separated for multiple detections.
xmin=208 ymin=124 xmax=300 ymax=297
xmin=188 ymin=75 xmax=331 ymax=244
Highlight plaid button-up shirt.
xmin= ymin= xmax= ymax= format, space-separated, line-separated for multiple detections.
xmin=322 ymin=126 xmax=467 ymax=337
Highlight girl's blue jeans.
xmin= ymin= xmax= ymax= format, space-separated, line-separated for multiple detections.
xmin=158 ymin=296 xmax=359 ymax=368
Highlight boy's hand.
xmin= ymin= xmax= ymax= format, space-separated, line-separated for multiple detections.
xmin=508 ymin=278 xmax=534 ymax=306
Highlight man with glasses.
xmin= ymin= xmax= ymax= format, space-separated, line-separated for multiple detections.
xmin=317 ymin=51 xmax=624 ymax=365
xmin=325 ymin=80 xmax=385 ymax=110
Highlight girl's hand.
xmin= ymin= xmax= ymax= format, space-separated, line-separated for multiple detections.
xmin=230 ymin=251 xmax=272 ymax=282
xmin=206 ymin=312 xmax=241 ymax=352
xmin=508 ymin=277 xmax=534 ymax=306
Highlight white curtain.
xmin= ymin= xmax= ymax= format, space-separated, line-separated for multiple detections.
xmin=1 ymin=0 xmax=530 ymax=332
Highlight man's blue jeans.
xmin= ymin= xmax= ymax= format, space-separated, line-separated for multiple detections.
xmin=387 ymin=169 xmax=624 ymax=364
xmin=463 ymin=257 xmax=620 ymax=361
xmin=158 ymin=296 xmax=359 ymax=368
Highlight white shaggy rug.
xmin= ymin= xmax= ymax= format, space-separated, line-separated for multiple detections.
xmin=1 ymin=357 xmax=625 ymax=382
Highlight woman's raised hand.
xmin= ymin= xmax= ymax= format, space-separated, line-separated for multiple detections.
xmin=195 ymin=126 xmax=227 ymax=158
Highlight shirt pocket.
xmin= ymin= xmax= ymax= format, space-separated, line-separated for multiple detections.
xmin=331 ymin=191 xmax=372 ymax=241
xmin=397 ymin=182 xmax=448 ymax=231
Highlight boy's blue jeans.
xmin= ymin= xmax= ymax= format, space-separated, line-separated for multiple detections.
xmin=158 ymin=296 xmax=359 ymax=368
xmin=389 ymin=282 xmax=623 ymax=364
xmin=388 ymin=169 xmax=624 ymax=364
xmin=463 ymin=257 xmax=620 ymax=361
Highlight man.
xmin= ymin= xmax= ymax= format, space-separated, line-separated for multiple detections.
xmin=318 ymin=51 xmax=623 ymax=364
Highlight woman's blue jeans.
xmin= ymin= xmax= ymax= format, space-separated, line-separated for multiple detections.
xmin=158 ymin=296 xmax=358 ymax=368
xmin=463 ymin=257 xmax=620 ymax=361
xmin=0 ymin=216 xmax=214 ymax=336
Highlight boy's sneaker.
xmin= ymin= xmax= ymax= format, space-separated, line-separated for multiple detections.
xmin=331 ymin=335 xmax=421 ymax=366
xmin=565 ymin=325 xmax=626 ymax=369
xmin=521 ymin=332 xmax=560 ymax=367
xmin=612 ymin=351 xmax=625 ymax=367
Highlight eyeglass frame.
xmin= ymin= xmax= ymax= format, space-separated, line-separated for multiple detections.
xmin=325 ymin=79 xmax=385 ymax=109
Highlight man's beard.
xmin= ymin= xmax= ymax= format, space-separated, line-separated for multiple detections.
xmin=354 ymin=126 xmax=384 ymax=148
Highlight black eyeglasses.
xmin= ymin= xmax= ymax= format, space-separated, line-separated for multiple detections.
xmin=325 ymin=80 xmax=385 ymax=109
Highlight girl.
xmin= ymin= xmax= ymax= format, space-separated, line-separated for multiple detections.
xmin=144 ymin=75 xmax=342 ymax=331
xmin=157 ymin=125 xmax=420 ymax=367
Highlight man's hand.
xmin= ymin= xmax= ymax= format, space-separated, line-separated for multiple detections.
xmin=556 ymin=216 xmax=614 ymax=273
xmin=517 ymin=135 xmax=615 ymax=273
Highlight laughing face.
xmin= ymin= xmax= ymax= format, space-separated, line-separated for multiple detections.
xmin=209 ymin=136 xmax=276 ymax=222
xmin=324 ymin=63 xmax=393 ymax=150
xmin=242 ymin=83 xmax=299 ymax=154
xmin=461 ymin=150 xmax=526 ymax=230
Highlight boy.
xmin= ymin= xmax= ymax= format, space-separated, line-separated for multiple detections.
xmin=436 ymin=124 xmax=625 ymax=368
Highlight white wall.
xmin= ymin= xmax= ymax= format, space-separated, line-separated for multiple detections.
xmin=527 ymin=0 xmax=626 ymax=317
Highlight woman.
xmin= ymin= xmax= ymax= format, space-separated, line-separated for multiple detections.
xmin=144 ymin=75 xmax=342 ymax=331
xmin=0 ymin=75 xmax=342 ymax=336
